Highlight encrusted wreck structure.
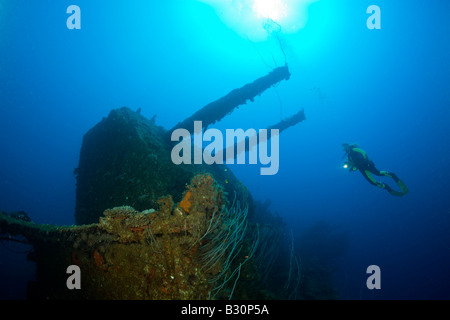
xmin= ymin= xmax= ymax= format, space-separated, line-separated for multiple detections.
xmin=2 ymin=174 xmax=260 ymax=299
xmin=1 ymin=66 xmax=307 ymax=299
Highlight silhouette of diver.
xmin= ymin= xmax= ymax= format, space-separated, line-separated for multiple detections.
xmin=342 ymin=143 xmax=409 ymax=196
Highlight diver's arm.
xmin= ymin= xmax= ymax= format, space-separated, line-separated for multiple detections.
xmin=344 ymin=160 xmax=357 ymax=171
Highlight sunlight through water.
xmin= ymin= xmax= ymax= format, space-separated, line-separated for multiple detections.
xmin=197 ymin=0 xmax=318 ymax=41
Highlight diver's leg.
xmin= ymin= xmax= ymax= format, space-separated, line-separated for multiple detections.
xmin=368 ymin=161 xmax=385 ymax=177
xmin=366 ymin=162 xmax=408 ymax=196
xmin=366 ymin=171 xmax=405 ymax=195
xmin=362 ymin=170 xmax=385 ymax=188
xmin=379 ymin=170 xmax=396 ymax=179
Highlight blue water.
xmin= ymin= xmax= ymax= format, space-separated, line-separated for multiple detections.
xmin=1 ymin=0 xmax=449 ymax=299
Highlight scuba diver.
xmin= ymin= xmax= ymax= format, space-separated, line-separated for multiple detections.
xmin=342 ymin=143 xmax=409 ymax=196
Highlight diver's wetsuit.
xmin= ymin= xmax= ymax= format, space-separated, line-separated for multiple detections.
xmin=345 ymin=146 xmax=408 ymax=196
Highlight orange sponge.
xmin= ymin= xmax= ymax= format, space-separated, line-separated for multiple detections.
xmin=179 ymin=190 xmax=192 ymax=214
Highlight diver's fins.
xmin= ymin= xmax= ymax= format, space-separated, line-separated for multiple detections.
xmin=384 ymin=177 xmax=409 ymax=197
xmin=386 ymin=187 xmax=406 ymax=197
xmin=396 ymin=179 xmax=409 ymax=195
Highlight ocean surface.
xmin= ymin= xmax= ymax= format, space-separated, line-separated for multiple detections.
xmin=1 ymin=0 xmax=449 ymax=299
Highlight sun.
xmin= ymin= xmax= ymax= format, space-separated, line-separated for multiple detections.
xmin=252 ymin=0 xmax=288 ymax=22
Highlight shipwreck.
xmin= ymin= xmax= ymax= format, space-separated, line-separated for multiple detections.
xmin=1 ymin=65 xmax=306 ymax=299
